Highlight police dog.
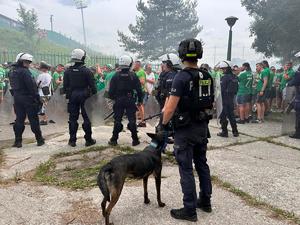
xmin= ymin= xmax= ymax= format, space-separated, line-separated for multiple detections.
xmin=97 ymin=133 xmax=166 ymax=225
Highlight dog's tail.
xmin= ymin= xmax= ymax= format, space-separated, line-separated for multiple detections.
xmin=97 ymin=163 xmax=112 ymax=202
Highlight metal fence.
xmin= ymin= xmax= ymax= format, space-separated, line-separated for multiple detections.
xmin=0 ymin=51 xmax=118 ymax=67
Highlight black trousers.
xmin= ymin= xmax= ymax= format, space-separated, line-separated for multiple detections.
xmin=13 ymin=95 xmax=42 ymax=141
xmin=220 ymin=100 xmax=237 ymax=132
xmin=68 ymin=90 xmax=92 ymax=142
xmin=112 ymin=97 xmax=138 ymax=141
xmin=173 ymin=123 xmax=212 ymax=210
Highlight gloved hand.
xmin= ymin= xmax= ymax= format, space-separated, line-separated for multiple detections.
xmin=156 ymin=124 xmax=169 ymax=153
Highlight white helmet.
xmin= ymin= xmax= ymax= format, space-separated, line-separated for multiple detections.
xmin=159 ymin=53 xmax=180 ymax=67
xmin=118 ymin=55 xmax=133 ymax=68
xmin=218 ymin=60 xmax=233 ymax=69
xmin=295 ymin=51 xmax=300 ymax=58
xmin=16 ymin=53 xmax=33 ymax=63
xmin=70 ymin=48 xmax=86 ymax=62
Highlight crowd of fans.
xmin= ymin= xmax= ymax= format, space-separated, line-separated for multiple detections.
xmin=0 ymin=58 xmax=297 ymax=126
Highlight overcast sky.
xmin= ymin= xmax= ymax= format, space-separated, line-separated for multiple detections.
xmin=0 ymin=0 xmax=268 ymax=65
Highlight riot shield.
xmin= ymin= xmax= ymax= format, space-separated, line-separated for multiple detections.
xmin=85 ymin=91 xmax=114 ymax=126
xmin=47 ymin=88 xmax=68 ymax=124
xmin=281 ymin=111 xmax=296 ymax=135
xmin=144 ymin=95 xmax=161 ymax=126
xmin=0 ymin=90 xmax=15 ymax=125
xmin=214 ymin=75 xmax=223 ymax=120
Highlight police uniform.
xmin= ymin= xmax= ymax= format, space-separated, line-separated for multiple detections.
xmin=9 ymin=63 xmax=44 ymax=147
xmin=288 ymin=68 xmax=300 ymax=139
xmin=169 ymin=68 xmax=213 ymax=219
xmin=155 ymin=71 xmax=168 ymax=109
xmin=63 ymin=62 xmax=97 ymax=146
xmin=219 ymin=72 xmax=239 ymax=137
xmin=108 ymin=68 xmax=143 ymax=146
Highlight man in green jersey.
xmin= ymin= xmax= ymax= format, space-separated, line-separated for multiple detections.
xmin=261 ymin=61 xmax=271 ymax=115
xmin=237 ymin=63 xmax=253 ymax=124
xmin=253 ymin=62 xmax=269 ymax=123
xmin=0 ymin=65 xmax=6 ymax=104
xmin=133 ymin=61 xmax=147 ymax=127
xmin=52 ymin=64 xmax=64 ymax=91
xmin=281 ymin=62 xmax=295 ymax=111
xmin=275 ymin=68 xmax=284 ymax=109
xmin=268 ymin=66 xmax=276 ymax=112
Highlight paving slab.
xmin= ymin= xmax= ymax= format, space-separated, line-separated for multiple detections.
xmin=271 ymin=135 xmax=300 ymax=150
xmin=209 ymin=119 xmax=283 ymax=138
xmin=208 ymin=141 xmax=300 ymax=217
xmin=208 ymin=127 xmax=256 ymax=149
xmin=0 ymin=166 xmax=291 ymax=225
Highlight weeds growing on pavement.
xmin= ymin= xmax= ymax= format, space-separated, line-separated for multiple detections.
xmin=212 ymin=175 xmax=300 ymax=225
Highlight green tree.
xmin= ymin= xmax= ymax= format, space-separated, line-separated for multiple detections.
xmin=17 ymin=3 xmax=39 ymax=39
xmin=241 ymin=0 xmax=300 ymax=62
xmin=118 ymin=0 xmax=202 ymax=60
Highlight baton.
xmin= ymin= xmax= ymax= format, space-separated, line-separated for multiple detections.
xmin=104 ymin=111 xmax=114 ymax=120
xmin=143 ymin=113 xmax=162 ymax=122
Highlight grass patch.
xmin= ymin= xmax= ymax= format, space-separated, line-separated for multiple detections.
xmin=212 ymin=175 xmax=300 ymax=225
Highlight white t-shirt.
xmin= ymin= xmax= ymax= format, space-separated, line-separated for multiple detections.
xmin=36 ymin=72 xmax=52 ymax=97
xmin=145 ymin=72 xmax=155 ymax=94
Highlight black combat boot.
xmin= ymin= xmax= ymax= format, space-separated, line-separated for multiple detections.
xmin=108 ymin=137 xmax=118 ymax=146
xmin=217 ymin=130 xmax=228 ymax=137
xmin=232 ymin=127 xmax=239 ymax=137
xmin=37 ymin=138 xmax=45 ymax=146
xmin=197 ymin=196 xmax=212 ymax=213
xmin=68 ymin=122 xmax=78 ymax=147
xmin=85 ymin=139 xmax=96 ymax=147
xmin=170 ymin=208 xmax=197 ymax=222
xmin=12 ymin=138 xmax=22 ymax=148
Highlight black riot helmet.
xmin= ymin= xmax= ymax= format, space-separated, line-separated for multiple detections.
xmin=178 ymin=38 xmax=203 ymax=62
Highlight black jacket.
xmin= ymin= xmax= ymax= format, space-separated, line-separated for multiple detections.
xmin=63 ymin=63 xmax=97 ymax=95
xmin=288 ymin=69 xmax=300 ymax=101
xmin=9 ymin=65 xmax=38 ymax=97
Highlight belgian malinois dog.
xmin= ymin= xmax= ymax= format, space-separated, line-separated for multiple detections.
xmin=97 ymin=133 xmax=166 ymax=225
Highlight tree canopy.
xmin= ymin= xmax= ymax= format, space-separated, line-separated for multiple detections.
xmin=17 ymin=3 xmax=39 ymax=39
xmin=241 ymin=0 xmax=300 ymax=62
xmin=118 ymin=0 xmax=202 ymax=60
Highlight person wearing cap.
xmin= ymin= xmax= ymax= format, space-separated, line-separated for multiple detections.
xmin=63 ymin=49 xmax=97 ymax=147
xmin=159 ymin=38 xmax=214 ymax=222
xmin=8 ymin=53 xmax=45 ymax=148
xmin=36 ymin=61 xmax=52 ymax=125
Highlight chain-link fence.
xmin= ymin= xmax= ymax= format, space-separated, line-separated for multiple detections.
xmin=0 ymin=51 xmax=118 ymax=67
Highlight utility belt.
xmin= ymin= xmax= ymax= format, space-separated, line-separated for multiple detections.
xmin=116 ymin=91 xmax=135 ymax=100
xmin=65 ymin=87 xmax=91 ymax=99
xmin=173 ymin=110 xmax=212 ymax=129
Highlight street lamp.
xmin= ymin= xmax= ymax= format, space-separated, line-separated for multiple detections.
xmin=74 ymin=0 xmax=88 ymax=47
xmin=225 ymin=16 xmax=238 ymax=61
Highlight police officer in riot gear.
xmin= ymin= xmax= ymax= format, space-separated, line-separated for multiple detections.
xmin=287 ymin=51 xmax=300 ymax=139
xmin=63 ymin=49 xmax=97 ymax=147
xmin=9 ymin=53 xmax=45 ymax=148
xmin=108 ymin=55 xmax=143 ymax=146
xmin=155 ymin=53 xmax=181 ymax=109
xmin=217 ymin=61 xmax=239 ymax=137
xmin=159 ymin=39 xmax=214 ymax=222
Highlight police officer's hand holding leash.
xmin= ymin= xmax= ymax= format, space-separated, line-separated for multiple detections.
xmin=9 ymin=53 xmax=45 ymax=148
xmin=63 ymin=49 xmax=97 ymax=147
xmin=157 ymin=38 xmax=214 ymax=222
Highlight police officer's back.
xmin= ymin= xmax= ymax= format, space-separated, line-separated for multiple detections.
xmin=160 ymin=39 xmax=214 ymax=222
xmin=108 ymin=55 xmax=143 ymax=146
xmin=9 ymin=53 xmax=45 ymax=148
xmin=218 ymin=61 xmax=239 ymax=137
xmin=63 ymin=49 xmax=97 ymax=147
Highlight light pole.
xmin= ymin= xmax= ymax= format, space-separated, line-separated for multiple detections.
xmin=50 ymin=15 xmax=53 ymax=32
xmin=225 ymin=16 xmax=238 ymax=61
xmin=74 ymin=0 xmax=88 ymax=47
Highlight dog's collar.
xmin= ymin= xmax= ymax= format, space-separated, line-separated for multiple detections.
xmin=150 ymin=141 xmax=158 ymax=148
